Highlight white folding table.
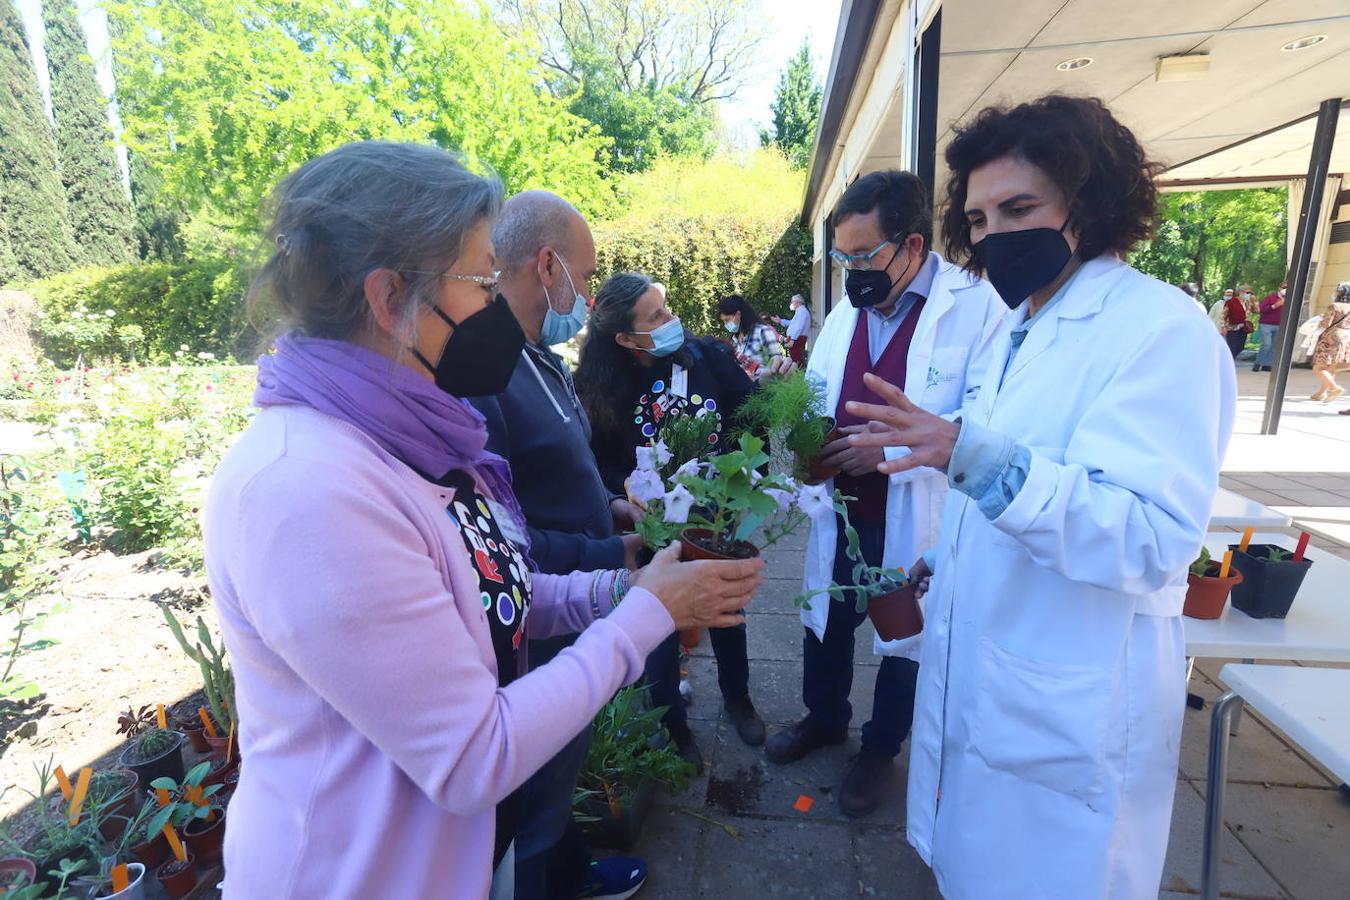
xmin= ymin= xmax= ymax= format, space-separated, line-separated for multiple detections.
xmin=1208 ymin=487 xmax=1293 ymax=529
xmin=1201 ymin=664 xmax=1350 ymax=900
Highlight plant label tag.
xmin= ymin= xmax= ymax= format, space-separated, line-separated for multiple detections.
xmin=226 ymin=721 xmax=236 ymax=763
xmin=793 ymin=794 xmax=814 ymax=813
xmin=112 ymin=864 xmax=129 ymax=892
xmin=198 ymin=706 xmax=218 ymax=737
xmin=156 ymin=704 xmax=168 ymax=729
xmin=163 ymin=825 xmax=188 ymax=863
xmin=156 ymin=787 xmax=172 ymax=807
xmin=68 ymin=767 xmax=92 ymax=826
xmin=54 ymin=765 xmax=73 ymax=800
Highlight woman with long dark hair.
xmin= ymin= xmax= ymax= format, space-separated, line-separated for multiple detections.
xmin=575 ymin=272 xmax=766 ymax=767
xmin=718 ymin=293 xmax=785 ymax=377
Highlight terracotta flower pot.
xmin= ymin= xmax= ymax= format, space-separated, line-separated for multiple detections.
xmin=184 ymin=809 xmax=226 ymax=868
xmin=204 ymin=732 xmax=232 ymax=756
xmin=805 ymin=427 xmax=845 ymax=485
xmin=130 ymin=832 xmax=170 ymax=871
xmin=868 ymin=583 xmax=924 ymax=642
xmin=156 ymin=855 xmax=197 ymax=899
xmin=679 ymin=528 xmax=761 ymax=562
xmin=180 ymin=723 xmax=211 ymax=754
xmin=1183 ymin=563 xmax=1244 ymax=619
xmin=0 ymin=857 xmax=37 ymax=889
xmin=679 ymin=628 xmax=701 ymax=651
xmin=201 ymin=755 xmax=238 ymax=789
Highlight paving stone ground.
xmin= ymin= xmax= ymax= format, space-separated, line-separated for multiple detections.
xmin=619 ymin=398 xmax=1350 ymax=897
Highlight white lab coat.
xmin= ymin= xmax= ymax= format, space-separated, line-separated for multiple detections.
xmin=906 ymin=256 xmax=1237 ymax=899
xmin=801 ymin=253 xmax=1005 ymax=658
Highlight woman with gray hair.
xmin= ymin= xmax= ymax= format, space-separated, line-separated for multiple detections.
xmin=204 ymin=142 xmax=763 ymax=899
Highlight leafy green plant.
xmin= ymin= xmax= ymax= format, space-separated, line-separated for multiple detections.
xmin=0 ymin=456 xmax=67 ymax=703
xmin=651 ymin=410 xmax=720 ymax=479
xmin=735 ymin=369 xmax=832 ymax=478
xmin=149 ymin=761 xmax=225 ymax=830
xmin=576 ymin=685 xmax=695 ymax=816
xmin=0 ymin=759 xmax=102 ymax=876
xmin=1266 ymin=546 xmax=1292 ymax=562
xmin=792 ymin=500 xmax=910 ymax=614
xmin=632 ymin=433 xmax=808 ymax=556
xmin=1189 ymin=546 xmax=1214 ymax=578
xmin=162 ymin=610 xmax=237 ymax=734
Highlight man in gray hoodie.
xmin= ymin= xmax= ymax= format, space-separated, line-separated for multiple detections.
xmin=469 ymin=190 xmax=647 ymax=900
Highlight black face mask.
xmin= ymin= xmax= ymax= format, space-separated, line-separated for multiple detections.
xmin=412 ymin=293 xmax=525 ymax=397
xmin=973 ymin=221 xmax=1073 ymax=310
xmin=844 ymin=240 xmax=918 ymax=309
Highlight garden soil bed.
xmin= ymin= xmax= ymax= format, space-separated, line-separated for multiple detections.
xmin=0 ymin=546 xmax=211 ymax=823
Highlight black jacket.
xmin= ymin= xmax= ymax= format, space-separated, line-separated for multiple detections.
xmin=470 ymin=342 xmax=623 ymax=575
xmin=589 ymin=336 xmax=756 ymax=495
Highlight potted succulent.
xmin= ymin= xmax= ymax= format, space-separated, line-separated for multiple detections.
xmin=150 ymin=762 xmax=227 ymax=870
xmin=793 ymin=504 xmax=918 ymax=642
xmin=574 ymin=685 xmax=695 ymax=851
xmin=1 ymin=760 xmax=101 ymax=893
xmin=1228 ymin=539 xmax=1314 ymax=619
xmin=116 ymin=727 xmax=186 ymax=793
xmin=1182 ymin=547 xmax=1244 ymax=619
xmin=734 ymin=369 xmax=834 ymax=480
xmin=83 ymin=769 xmax=140 ymax=842
xmin=162 ymin=610 xmax=238 ymax=754
xmin=122 ymin=797 xmax=170 ymax=871
xmin=73 ymin=858 xmax=148 ymax=900
xmin=630 ymin=433 xmax=811 ymax=561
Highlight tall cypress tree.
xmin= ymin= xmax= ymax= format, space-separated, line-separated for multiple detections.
xmin=0 ymin=0 xmax=75 ymax=279
xmin=42 ymin=0 xmax=134 ymax=266
xmin=761 ymin=40 xmax=823 ymax=170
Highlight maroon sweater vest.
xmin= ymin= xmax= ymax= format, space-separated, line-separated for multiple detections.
xmin=833 ymin=300 xmax=925 ymax=524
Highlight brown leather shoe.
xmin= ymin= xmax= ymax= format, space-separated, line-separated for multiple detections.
xmin=839 ymin=749 xmax=897 ymax=818
xmin=764 ymin=717 xmax=847 ymax=765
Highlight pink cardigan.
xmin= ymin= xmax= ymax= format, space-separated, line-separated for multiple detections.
xmin=205 ymin=404 xmax=674 ymax=898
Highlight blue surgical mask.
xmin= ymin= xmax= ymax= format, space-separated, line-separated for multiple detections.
xmin=633 ymin=317 xmax=685 ymax=357
xmin=539 ymin=253 xmax=589 ymax=346
xmin=723 ymin=320 xmax=739 ymax=333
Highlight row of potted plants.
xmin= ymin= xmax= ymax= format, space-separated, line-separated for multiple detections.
xmin=1183 ymin=533 xmax=1315 ymax=620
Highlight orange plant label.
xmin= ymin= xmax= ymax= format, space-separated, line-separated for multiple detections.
xmin=1239 ymin=527 xmax=1255 ymax=552
xmin=156 ymin=704 xmax=168 ymax=729
xmin=111 ymin=864 xmax=129 ymax=892
xmin=67 ymin=767 xmax=92 ymax=826
xmin=54 ymin=765 xmax=73 ymax=801
xmin=163 ymin=825 xmax=188 ymax=863
xmin=793 ymin=794 xmax=814 ymax=813
xmin=156 ymin=787 xmax=171 ymax=808
xmin=226 ymin=721 xmax=235 ymax=763
xmin=1218 ymin=549 xmax=1234 ymax=579
xmin=198 ymin=706 xmax=218 ymax=738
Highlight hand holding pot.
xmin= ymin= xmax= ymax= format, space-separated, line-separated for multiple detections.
xmin=620 ymin=533 xmax=645 ymax=572
xmin=817 ymin=424 xmax=885 ymax=477
xmin=635 ymin=543 xmax=764 ymax=630
xmin=757 ymin=355 xmax=796 ymax=381
xmin=910 ymin=555 xmax=933 ymax=600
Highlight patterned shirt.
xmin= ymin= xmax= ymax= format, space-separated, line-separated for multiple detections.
xmin=732 ymin=323 xmax=784 ymax=376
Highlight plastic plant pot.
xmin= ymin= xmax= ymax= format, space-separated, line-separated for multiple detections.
xmin=156 ymin=854 xmax=197 ymax=899
xmin=1227 ymin=543 xmax=1313 ymax=619
xmin=868 ymin=582 xmax=924 ymax=641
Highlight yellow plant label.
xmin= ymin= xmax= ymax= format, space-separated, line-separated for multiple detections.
xmin=226 ymin=721 xmax=235 ymax=762
xmin=111 ymin=864 xmax=129 ymax=892
xmin=54 ymin=765 xmax=72 ymax=801
xmin=67 ymin=767 xmax=92 ymax=826
xmin=198 ymin=706 xmax=218 ymax=737
xmin=1239 ymin=527 xmax=1255 ymax=552
xmin=156 ymin=704 xmax=168 ymax=729
xmin=1219 ymin=549 xmax=1234 ymax=579
xmin=163 ymin=825 xmax=188 ymax=863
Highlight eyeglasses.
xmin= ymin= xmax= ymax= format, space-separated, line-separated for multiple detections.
xmin=829 ymin=234 xmax=905 ymax=271
xmin=404 ymin=270 xmax=502 ymax=293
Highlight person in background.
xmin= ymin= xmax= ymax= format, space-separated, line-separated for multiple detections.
xmin=204 ymin=142 xmax=763 ymax=899
xmin=776 ymin=293 xmax=812 ymax=364
xmin=467 ymin=190 xmax=648 ymax=900
xmin=575 ymin=273 xmax=770 ymax=769
xmin=718 ymin=293 xmax=785 ymax=377
xmin=766 ymin=169 xmax=1006 ymax=819
xmin=1255 ymin=281 xmax=1287 ymax=372
xmin=1222 ymin=286 xmax=1252 ymax=358
xmin=1312 ymin=282 xmax=1350 ymax=404
xmin=849 ymin=95 xmax=1234 ymax=897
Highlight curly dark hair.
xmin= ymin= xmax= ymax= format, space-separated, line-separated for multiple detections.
xmin=941 ymin=95 xmax=1163 ymax=273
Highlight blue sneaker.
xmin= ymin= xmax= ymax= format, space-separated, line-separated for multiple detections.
xmin=573 ymin=855 xmax=647 ymax=900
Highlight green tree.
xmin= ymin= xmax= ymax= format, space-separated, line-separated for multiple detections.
xmin=108 ymin=0 xmax=613 ymax=232
xmin=0 ymin=0 xmax=76 ymax=279
xmin=1131 ymin=189 xmax=1288 ymax=300
xmin=761 ymin=40 xmax=821 ymax=169
xmin=42 ymin=0 xmax=136 ymax=266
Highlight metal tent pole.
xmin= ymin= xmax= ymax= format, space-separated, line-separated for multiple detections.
xmin=1262 ymin=98 xmax=1342 ymax=435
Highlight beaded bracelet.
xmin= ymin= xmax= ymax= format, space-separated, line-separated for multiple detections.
xmin=588 ymin=571 xmax=605 ymax=621
xmin=610 ymin=569 xmax=630 ymax=609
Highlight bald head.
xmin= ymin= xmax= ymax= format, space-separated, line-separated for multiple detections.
xmin=492 ymin=190 xmax=598 ymax=344
xmin=493 ymin=191 xmax=590 ymax=276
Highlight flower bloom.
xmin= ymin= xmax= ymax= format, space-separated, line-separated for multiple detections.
xmin=797 ymin=482 xmax=834 ymax=520
xmin=662 ymin=484 xmax=695 ymax=524
xmin=627 ymin=468 xmax=665 ymax=504
xmin=653 ymin=440 xmax=672 ymax=467
xmin=765 ymin=488 xmax=795 ymax=513
xmin=673 ymin=458 xmax=703 ymax=480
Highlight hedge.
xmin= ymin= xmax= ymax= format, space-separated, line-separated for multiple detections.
xmin=28 ymin=257 xmax=254 ymax=366
xmin=593 ymin=215 xmax=813 ymax=335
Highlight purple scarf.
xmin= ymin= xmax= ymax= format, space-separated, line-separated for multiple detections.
xmin=255 ymin=333 xmax=530 ymax=550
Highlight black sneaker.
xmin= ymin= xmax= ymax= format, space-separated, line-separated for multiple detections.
xmin=667 ymin=722 xmax=703 ymax=772
xmin=764 ymin=717 xmax=847 ymax=765
xmin=723 ymin=695 xmax=766 ymax=746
